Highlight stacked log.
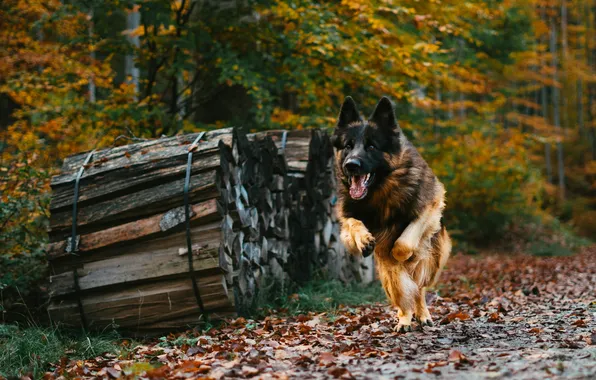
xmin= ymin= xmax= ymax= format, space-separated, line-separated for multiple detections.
xmin=252 ymin=136 xmax=292 ymax=298
xmin=252 ymin=130 xmax=375 ymax=284
xmin=216 ymin=130 xmax=292 ymax=316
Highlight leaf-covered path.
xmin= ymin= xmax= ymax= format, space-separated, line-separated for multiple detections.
xmin=48 ymin=247 xmax=596 ymax=379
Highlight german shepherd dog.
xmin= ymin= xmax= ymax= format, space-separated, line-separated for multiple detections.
xmin=331 ymin=96 xmax=451 ymax=332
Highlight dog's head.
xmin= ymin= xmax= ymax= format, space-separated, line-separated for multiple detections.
xmin=331 ymin=96 xmax=402 ymax=201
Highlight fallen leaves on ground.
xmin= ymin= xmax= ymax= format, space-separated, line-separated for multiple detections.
xmin=45 ymin=247 xmax=596 ymax=379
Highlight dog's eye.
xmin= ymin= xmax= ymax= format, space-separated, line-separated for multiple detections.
xmin=367 ymin=145 xmax=376 ymax=151
xmin=345 ymin=143 xmax=353 ymax=150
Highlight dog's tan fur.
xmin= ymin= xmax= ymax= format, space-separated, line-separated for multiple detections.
xmin=333 ymin=98 xmax=451 ymax=332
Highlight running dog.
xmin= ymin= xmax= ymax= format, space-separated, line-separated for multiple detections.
xmin=332 ymin=96 xmax=451 ymax=332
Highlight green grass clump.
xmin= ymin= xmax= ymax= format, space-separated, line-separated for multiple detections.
xmin=265 ymin=279 xmax=386 ymax=316
xmin=526 ymin=217 xmax=592 ymax=257
xmin=0 ymin=324 xmax=122 ymax=379
xmin=528 ymin=241 xmax=573 ymax=257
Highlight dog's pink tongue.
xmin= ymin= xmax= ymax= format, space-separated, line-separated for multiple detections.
xmin=349 ymin=176 xmax=367 ymax=199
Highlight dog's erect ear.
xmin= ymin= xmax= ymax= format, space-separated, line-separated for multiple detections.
xmin=370 ymin=96 xmax=397 ymax=131
xmin=337 ymin=96 xmax=361 ymax=128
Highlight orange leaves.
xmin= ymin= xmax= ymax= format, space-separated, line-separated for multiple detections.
xmin=448 ymin=350 xmax=467 ymax=362
xmin=532 ymin=18 xmax=549 ymax=38
xmin=413 ymin=41 xmax=441 ymax=54
xmin=122 ymin=25 xmax=146 ymax=38
xmin=340 ymin=0 xmax=368 ymax=13
xmin=413 ymin=14 xmax=431 ymax=29
xmin=439 ymin=310 xmax=471 ymax=325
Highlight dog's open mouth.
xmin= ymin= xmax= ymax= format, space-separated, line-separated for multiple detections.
xmin=349 ymin=173 xmax=375 ymax=200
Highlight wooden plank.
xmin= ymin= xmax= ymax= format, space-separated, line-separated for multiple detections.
xmin=49 ymin=222 xmax=225 ymax=297
xmin=47 ymin=275 xmax=232 ymax=331
xmin=47 ymin=199 xmax=219 ymax=260
xmin=55 ymin=128 xmax=233 ymax=178
xmin=49 ymin=170 xmax=218 ymax=236
xmin=50 ymin=151 xmax=222 ymax=211
xmin=136 ymin=307 xmax=236 ymax=334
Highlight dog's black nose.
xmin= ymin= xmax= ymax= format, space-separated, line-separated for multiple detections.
xmin=344 ymin=158 xmax=362 ymax=172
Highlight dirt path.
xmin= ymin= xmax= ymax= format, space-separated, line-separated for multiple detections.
xmin=49 ymin=247 xmax=596 ymax=379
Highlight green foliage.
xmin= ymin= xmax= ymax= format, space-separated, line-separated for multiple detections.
xmin=0 ymin=159 xmax=49 ymax=257
xmin=424 ymin=127 xmax=541 ymax=244
xmin=0 ymin=325 xmax=122 ymax=379
xmin=0 ymin=250 xmax=47 ymax=313
xmin=0 ymin=158 xmax=49 ymax=318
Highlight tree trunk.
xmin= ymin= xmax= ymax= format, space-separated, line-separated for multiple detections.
xmin=540 ymin=5 xmax=553 ymax=183
xmin=590 ymin=1 xmax=596 ymax=159
xmin=88 ymin=9 xmax=96 ymax=103
xmin=551 ymin=15 xmax=566 ymax=198
xmin=574 ymin=0 xmax=585 ymax=142
xmin=577 ymin=57 xmax=584 ymax=138
xmin=561 ymin=0 xmax=569 ymax=137
xmin=125 ymin=5 xmax=141 ymax=99
xmin=542 ymin=84 xmax=553 ymax=183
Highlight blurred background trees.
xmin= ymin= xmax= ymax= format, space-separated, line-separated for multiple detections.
xmin=1 ymin=0 xmax=594 ymax=268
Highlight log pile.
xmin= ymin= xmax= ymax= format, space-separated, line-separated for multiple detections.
xmin=46 ymin=127 xmax=372 ymax=334
xmin=252 ymin=130 xmax=375 ymax=284
xmin=216 ymin=130 xmax=292 ymax=316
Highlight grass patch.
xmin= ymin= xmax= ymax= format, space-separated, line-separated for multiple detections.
xmin=262 ymin=279 xmax=386 ymax=316
xmin=526 ymin=218 xmax=592 ymax=257
xmin=528 ymin=241 xmax=573 ymax=257
xmin=0 ymin=324 xmax=124 ymax=379
xmin=482 ymin=214 xmax=593 ymax=257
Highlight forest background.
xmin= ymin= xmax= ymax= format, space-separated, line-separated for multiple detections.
xmin=1 ymin=0 xmax=595 ymax=314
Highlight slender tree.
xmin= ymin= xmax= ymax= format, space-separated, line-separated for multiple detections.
xmin=125 ymin=4 xmax=140 ymax=99
xmin=540 ymin=5 xmax=553 ymax=182
xmin=550 ymin=14 xmax=566 ymax=198
xmin=542 ymin=85 xmax=553 ymax=183
xmin=561 ymin=0 xmax=569 ymax=137
xmin=88 ymin=9 xmax=96 ymax=103
xmin=590 ymin=0 xmax=596 ymax=159
xmin=578 ymin=0 xmax=585 ymax=139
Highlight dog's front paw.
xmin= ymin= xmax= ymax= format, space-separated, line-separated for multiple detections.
xmin=391 ymin=238 xmax=414 ymax=262
xmin=394 ymin=322 xmax=413 ymax=333
xmin=416 ymin=316 xmax=434 ymax=328
xmin=340 ymin=219 xmax=376 ymax=257
xmin=394 ymin=309 xmax=414 ymax=333
xmin=360 ymin=236 xmax=376 ymax=257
